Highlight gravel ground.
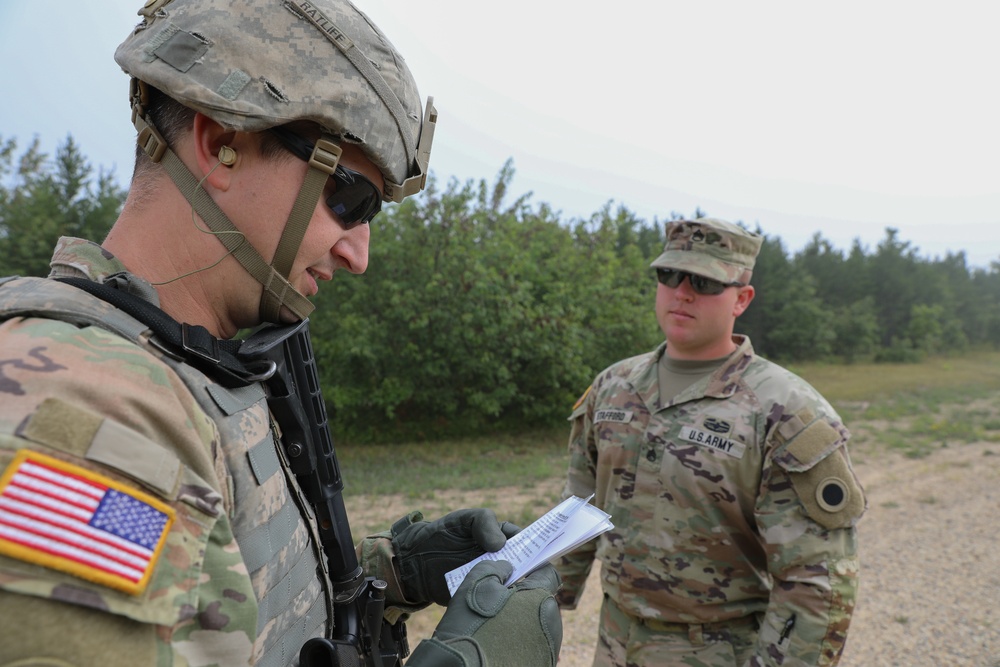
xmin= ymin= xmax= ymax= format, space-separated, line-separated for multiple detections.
xmin=557 ymin=440 xmax=1000 ymax=667
xmin=837 ymin=440 xmax=1000 ymax=667
xmin=349 ymin=437 xmax=1000 ymax=666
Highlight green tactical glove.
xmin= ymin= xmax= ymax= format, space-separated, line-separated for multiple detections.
xmin=392 ymin=509 xmax=520 ymax=606
xmin=405 ymin=560 xmax=562 ymax=667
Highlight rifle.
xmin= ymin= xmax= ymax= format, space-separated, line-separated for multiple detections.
xmin=239 ymin=319 xmax=408 ymax=667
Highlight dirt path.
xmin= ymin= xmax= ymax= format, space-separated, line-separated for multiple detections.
xmin=347 ymin=439 xmax=1000 ymax=666
xmin=837 ymin=440 xmax=1000 ymax=667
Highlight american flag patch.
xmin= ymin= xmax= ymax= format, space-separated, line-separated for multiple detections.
xmin=0 ymin=449 xmax=174 ymax=595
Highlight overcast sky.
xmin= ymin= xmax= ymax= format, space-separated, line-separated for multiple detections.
xmin=2 ymin=1 xmax=998 ymax=268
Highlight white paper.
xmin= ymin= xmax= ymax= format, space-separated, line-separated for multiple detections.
xmin=445 ymin=495 xmax=613 ymax=597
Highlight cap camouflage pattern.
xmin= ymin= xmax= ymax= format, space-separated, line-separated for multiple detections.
xmin=650 ymin=218 xmax=763 ymax=284
xmin=114 ymin=0 xmax=433 ymax=201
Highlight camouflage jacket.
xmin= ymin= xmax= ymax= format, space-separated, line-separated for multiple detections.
xmin=556 ymin=337 xmax=866 ymax=666
xmin=0 ymin=238 xmax=414 ymax=666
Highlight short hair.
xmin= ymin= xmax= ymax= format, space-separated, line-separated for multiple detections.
xmin=130 ymin=84 xmax=291 ymax=185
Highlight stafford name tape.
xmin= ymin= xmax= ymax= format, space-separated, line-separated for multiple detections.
xmin=594 ymin=409 xmax=633 ymax=424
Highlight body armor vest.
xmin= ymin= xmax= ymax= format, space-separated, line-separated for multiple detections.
xmin=0 ymin=276 xmax=332 ymax=667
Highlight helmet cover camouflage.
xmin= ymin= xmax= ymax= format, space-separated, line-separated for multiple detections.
xmin=650 ymin=218 xmax=763 ymax=284
xmin=114 ymin=0 xmax=429 ymax=199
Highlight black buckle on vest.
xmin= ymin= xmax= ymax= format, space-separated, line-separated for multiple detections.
xmin=181 ymin=323 xmax=221 ymax=364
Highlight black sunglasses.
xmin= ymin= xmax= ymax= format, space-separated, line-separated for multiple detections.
xmin=656 ymin=268 xmax=744 ymax=296
xmin=268 ymin=126 xmax=382 ymax=228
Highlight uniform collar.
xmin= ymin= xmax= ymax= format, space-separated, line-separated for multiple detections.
xmin=48 ymin=237 xmax=160 ymax=307
xmin=645 ymin=335 xmax=756 ymax=411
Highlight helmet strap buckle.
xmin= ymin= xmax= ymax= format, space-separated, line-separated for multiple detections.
xmin=128 ymin=78 xmax=167 ymax=163
xmin=309 ymin=138 xmax=342 ymax=176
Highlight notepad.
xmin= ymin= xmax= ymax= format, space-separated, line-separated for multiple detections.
xmin=445 ymin=494 xmax=613 ymax=596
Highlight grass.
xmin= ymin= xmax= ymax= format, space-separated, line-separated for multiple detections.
xmin=337 ymin=348 xmax=1000 ymax=513
xmin=335 ymin=348 xmax=1000 ymax=641
xmin=338 ymin=425 xmax=568 ymax=498
xmin=791 ymin=349 xmax=1000 ymax=459
xmin=785 ymin=350 xmax=1000 ymax=403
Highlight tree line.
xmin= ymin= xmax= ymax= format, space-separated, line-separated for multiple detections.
xmin=3 ymin=135 xmax=999 ymax=442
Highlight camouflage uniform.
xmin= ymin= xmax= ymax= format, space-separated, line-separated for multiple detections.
xmin=0 ymin=239 xmax=414 ymax=666
xmin=556 ymin=222 xmax=865 ymax=667
xmin=0 ymin=1 xmax=567 ymax=664
xmin=0 ymin=0 xmax=566 ymax=664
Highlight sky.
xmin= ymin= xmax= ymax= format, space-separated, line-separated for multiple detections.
xmin=2 ymin=1 xmax=998 ymax=268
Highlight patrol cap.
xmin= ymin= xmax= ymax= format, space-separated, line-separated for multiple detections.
xmin=650 ymin=218 xmax=763 ymax=284
xmin=114 ymin=0 xmax=434 ymax=202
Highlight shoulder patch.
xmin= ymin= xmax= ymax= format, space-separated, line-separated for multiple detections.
xmin=786 ymin=447 xmax=866 ymax=530
xmin=774 ymin=414 xmax=866 ymax=530
xmin=0 ymin=450 xmax=175 ymax=595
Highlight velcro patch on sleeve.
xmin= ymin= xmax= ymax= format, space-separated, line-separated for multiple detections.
xmin=788 ymin=448 xmax=866 ymax=530
xmin=0 ymin=450 xmax=175 ymax=596
xmin=781 ymin=418 xmax=843 ymax=471
xmin=773 ymin=412 xmax=866 ymax=529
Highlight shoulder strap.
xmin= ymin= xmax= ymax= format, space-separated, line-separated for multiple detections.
xmin=55 ymin=277 xmax=271 ymax=389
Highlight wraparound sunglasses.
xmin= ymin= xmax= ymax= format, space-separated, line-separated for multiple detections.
xmin=269 ymin=126 xmax=382 ymax=228
xmin=656 ymin=268 xmax=745 ymax=295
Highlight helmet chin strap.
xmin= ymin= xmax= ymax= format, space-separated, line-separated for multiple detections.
xmin=261 ymin=135 xmax=343 ymax=322
xmin=130 ymin=79 xmax=322 ymax=324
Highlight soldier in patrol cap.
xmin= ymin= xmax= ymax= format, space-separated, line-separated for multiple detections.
xmin=555 ymin=217 xmax=865 ymax=666
xmin=0 ymin=0 xmax=560 ymax=665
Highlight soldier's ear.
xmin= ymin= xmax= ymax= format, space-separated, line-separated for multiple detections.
xmin=733 ymin=285 xmax=755 ymax=317
xmin=191 ymin=112 xmax=237 ymax=191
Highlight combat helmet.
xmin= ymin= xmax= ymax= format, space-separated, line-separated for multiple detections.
xmin=114 ymin=0 xmax=436 ymax=323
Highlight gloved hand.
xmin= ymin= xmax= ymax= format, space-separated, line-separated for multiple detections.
xmin=405 ymin=560 xmax=562 ymax=667
xmin=392 ymin=509 xmax=520 ymax=606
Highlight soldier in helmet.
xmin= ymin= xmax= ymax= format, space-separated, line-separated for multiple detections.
xmin=0 ymin=1 xmax=560 ymax=665
xmin=555 ymin=218 xmax=865 ymax=666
